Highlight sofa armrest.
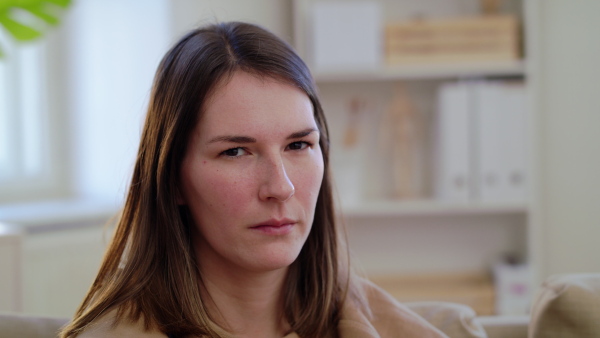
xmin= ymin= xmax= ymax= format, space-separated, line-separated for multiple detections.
xmin=529 ymin=273 xmax=600 ymax=338
xmin=0 ymin=312 xmax=69 ymax=338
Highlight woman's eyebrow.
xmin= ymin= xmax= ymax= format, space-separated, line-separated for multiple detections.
xmin=207 ymin=128 xmax=318 ymax=144
xmin=208 ymin=135 xmax=256 ymax=144
xmin=288 ymin=128 xmax=318 ymax=139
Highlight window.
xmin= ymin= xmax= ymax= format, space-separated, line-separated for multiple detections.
xmin=0 ymin=33 xmax=60 ymax=203
xmin=1 ymin=0 xmax=171 ymax=204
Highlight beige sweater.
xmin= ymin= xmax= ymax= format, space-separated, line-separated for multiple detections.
xmin=78 ymin=279 xmax=447 ymax=338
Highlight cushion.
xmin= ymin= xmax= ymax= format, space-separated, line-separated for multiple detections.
xmin=0 ymin=313 xmax=69 ymax=338
xmin=529 ymin=273 xmax=600 ymax=338
xmin=406 ymin=301 xmax=487 ymax=338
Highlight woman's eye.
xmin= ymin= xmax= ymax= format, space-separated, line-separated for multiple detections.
xmin=221 ymin=147 xmax=247 ymax=157
xmin=287 ymin=141 xmax=310 ymax=151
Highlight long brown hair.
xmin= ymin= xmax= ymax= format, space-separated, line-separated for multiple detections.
xmin=61 ymin=22 xmax=346 ymax=337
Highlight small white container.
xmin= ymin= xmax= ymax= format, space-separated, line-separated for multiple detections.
xmin=311 ymin=1 xmax=382 ymax=71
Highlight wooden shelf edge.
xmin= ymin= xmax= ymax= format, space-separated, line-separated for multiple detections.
xmin=313 ymin=60 xmax=526 ymax=82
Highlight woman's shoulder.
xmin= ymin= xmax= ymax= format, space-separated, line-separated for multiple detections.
xmin=339 ymin=276 xmax=448 ymax=338
xmin=75 ymin=309 xmax=167 ymax=338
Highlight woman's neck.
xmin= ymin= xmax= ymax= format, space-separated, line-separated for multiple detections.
xmin=198 ymin=262 xmax=292 ymax=337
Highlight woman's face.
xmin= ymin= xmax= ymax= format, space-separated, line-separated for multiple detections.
xmin=179 ymin=71 xmax=324 ymax=274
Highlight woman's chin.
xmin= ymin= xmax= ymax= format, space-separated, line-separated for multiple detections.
xmin=242 ymin=248 xmax=303 ymax=273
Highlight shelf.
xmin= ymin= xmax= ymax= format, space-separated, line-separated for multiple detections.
xmin=337 ymin=200 xmax=528 ymax=218
xmin=295 ymin=0 xmax=536 ymax=290
xmin=313 ymin=60 xmax=525 ymax=83
xmin=0 ymin=198 xmax=119 ymax=233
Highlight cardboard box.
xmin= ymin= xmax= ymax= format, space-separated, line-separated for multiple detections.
xmin=385 ymin=15 xmax=521 ymax=64
xmin=369 ymin=272 xmax=496 ymax=316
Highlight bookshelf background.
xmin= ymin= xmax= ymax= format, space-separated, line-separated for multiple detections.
xmin=292 ymin=0 xmax=537 ymax=315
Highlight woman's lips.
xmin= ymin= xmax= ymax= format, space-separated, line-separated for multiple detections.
xmin=250 ymin=219 xmax=296 ymax=235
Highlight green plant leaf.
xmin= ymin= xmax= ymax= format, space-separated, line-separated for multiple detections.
xmin=44 ymin=0 xmax=72 ymax=8
xmin=0 ymin=0 xmax=72 ymax=58
xmin=0 ymin=14 xmax=42 ymax=41
xmin=21 ymin=4 xmax=60 ymax=25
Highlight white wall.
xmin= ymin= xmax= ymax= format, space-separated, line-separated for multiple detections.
xmin=170 ymin=0 xmax=292 ymax=43
xmin=65 ymin=0 xmax=171 ymax=205
xmin=537 ymin=0 xmax=600 ymax=277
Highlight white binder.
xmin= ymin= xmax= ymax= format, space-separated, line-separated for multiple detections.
xmin=434 ymin=82 xmax=473 ymax=202
xmin=475 ymin=81 xmax=527 ymax=203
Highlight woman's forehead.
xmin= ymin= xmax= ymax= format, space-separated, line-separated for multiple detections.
xmin=196 ymin=71 xmax=315 ymax=139
xmin=203 ymin=71 xmax=304 ymax=109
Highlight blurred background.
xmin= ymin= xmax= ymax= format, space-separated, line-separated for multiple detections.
xmin=0 ymin=0 xmax=599 ymax=320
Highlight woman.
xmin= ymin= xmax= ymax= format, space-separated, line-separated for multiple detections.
xmin=60 ymin=22 xmax=445 ymax=338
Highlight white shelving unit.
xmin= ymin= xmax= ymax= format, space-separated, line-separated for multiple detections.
xmin=339 ymin=200 xmax=528 ymax=218
xmin=292 ymin=0 xmax=537 ymax=291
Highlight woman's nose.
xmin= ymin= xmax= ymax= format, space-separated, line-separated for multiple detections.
xmin=258 ymin=157 xmax=295 ymax=202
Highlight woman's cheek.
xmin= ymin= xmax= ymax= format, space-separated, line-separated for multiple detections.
xmin=208 ymin=168 xmax=254 ymax=211
xmin=296 ymin=162 xmax=324 ymax=202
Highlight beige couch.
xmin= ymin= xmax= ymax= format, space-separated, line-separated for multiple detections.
xmin=0 ymin=314 xmax=68 ymax=338
xmin=528 ymin=273 xmax=600 ymax=337
xmin=1 ymin=273 xmax=597 ymax=338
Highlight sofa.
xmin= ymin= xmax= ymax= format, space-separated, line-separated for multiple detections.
xmin=1 ymin=273 xmax=598 ymax=338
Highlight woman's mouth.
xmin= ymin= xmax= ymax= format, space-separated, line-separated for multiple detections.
xmin=250 ymin=218 xmax=296 ymax=235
